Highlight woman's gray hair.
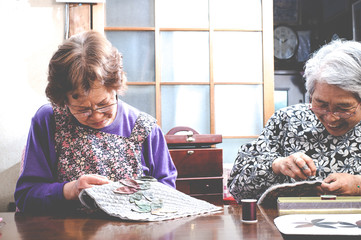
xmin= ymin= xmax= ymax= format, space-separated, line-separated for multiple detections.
xmin=304 ymin=39 xmax=361 ymax=99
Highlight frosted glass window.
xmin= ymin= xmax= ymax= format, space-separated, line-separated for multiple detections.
xmin=215 ymin=85 xmax=263 ymax=136
xmin=157 ymin=0 xmax=208 ymax=28
xmin=105 ymin=0 xmax=154 ymax=27
xmin=219 ymin=138 xmax=255 ymax=164
xmin=106 ymin=31 xmax=155 ymax=83
xmin=213 ymin=32 xmax=263 ymax=83
xmin=160 ymin=32 xmax=209 ymax=83
xmin=161 ymin=85 xmax=210 ymax=134
xmin=275 ymin=90 xmax=288 ymax=111
xmin=211 ymin=0 xmax=262 ymax=30
xmin=120 ymin=86 xmax=156 ymax=117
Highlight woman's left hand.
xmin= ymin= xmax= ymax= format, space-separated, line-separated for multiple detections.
xmin=321 ymin=173 xmax=361 ymax=195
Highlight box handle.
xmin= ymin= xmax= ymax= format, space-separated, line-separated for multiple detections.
xmin=166 ymin=126 xmax=199 ymax=135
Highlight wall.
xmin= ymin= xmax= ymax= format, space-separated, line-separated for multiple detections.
xmin=0 ymin=0 xmax=65 ymax=211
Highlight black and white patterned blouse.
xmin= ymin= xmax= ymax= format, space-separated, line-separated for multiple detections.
xmin=227 ymin=104 xmax=361 ymax=202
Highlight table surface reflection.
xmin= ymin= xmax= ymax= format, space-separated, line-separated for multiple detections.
xmin=0 ymin=205 xmax=283 ymax=240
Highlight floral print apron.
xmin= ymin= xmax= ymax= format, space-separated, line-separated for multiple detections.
xmin=53 ymin=105 xmax=156 ymax=182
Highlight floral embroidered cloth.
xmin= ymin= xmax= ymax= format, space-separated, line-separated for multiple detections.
xmin=228 ymin=104 xmax=361 ymax=202
xmin=79 ymin=181 xmax=222 ymax=221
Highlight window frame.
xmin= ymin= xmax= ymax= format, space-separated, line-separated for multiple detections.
xmin=91 ymin=0 xmax=274 ymax=140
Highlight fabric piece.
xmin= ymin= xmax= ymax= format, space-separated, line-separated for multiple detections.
xmin=79 ymin=181 xmax=222 ymax=221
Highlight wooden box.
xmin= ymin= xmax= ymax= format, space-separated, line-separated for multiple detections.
xmin=165 ymin=126 xmax=223 ymax=205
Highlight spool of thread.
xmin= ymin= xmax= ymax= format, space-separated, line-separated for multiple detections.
xmin=241 ymin=199 xmax=258 ymax=223
xmin=321 ymin=195 xmax=337 ymax=200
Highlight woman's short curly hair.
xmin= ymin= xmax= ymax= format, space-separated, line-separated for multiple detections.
xmin=45 ymin=30 xmax=127 ymax=106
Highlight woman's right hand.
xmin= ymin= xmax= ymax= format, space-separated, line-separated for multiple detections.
xmin=63 ymin=174 xmax=110 ymax=200
xmin=272 ymin=152 xmax=317 ymax=180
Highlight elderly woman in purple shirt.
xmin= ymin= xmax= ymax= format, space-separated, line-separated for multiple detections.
xmin=15 ymin=31 xmax=177 ymax=214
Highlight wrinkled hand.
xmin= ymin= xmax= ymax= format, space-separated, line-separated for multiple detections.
xmin=272 ymin=152 xmax=317 ymax=180
xmin=320 ymin=173 xmax=361 ymax=196
xmin=63 ymin=174 xmax=110 ymax=200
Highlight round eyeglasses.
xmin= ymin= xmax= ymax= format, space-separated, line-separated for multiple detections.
xmin=68 ymin=95 xmax=118 ymax=118
xmin=70 ymin=102 xmax=117 ymax=118
xmin=309 ymin=103 xmax=361 ymax=119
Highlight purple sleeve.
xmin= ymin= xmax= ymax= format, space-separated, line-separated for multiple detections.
xmin=141 ymin=125 xmax=177 ymax=188
xmin=14 ymin=105 xmax=73 ymax=214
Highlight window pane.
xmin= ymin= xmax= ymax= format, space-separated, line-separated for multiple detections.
xmin=120 ymin=85 xmax=156 ymax=117
xmin=219 ymin=138 xmax=255 ymax=165
xmin=106 ymin=31 xmax=155 ymax=83
xmin=213 ymin=32 xmax=263 ymax=83
xmin=157 ymin=0 xmax=208 ymax=28
xmin=105 ymin=0 xmax=154 ymax=27
xmin=211 ymin=0 xmax=262 ymax=30
xmin=275 ymin=90 xmax=288 ymax=111
xmin=160 ymin=31 xmax=209 ymax=82
xmin=215 ymin=85 xmax=263 ymax=136
xmin=161 ymin=85 xmax=210 ymax=134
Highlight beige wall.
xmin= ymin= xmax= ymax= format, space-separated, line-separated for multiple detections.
xmin=0 ymin=0 xmax=65 ymax=211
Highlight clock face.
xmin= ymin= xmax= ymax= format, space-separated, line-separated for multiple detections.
xmin=274 ymin=26 xmax=299 ymax=60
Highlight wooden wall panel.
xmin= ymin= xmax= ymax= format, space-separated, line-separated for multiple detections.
xmin=69 ymin=3 xmax=91 ymax=37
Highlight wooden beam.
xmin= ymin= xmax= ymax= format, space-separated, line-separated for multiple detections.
xmin=262 ymin=0 xmax=275 ymax=125
xmin=69 ymin=3 xmax=91 ymax=37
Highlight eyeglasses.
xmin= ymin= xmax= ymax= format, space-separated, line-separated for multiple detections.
xmin=68 ymin=99 xmax=118 ymax=118
xmin=309 ymin=103 xmax=360 ymax=119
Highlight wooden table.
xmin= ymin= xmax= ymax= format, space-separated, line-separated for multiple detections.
xmin=0 ymin=205 xmax=283 ymax=240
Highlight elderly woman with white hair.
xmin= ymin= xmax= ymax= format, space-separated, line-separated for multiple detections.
xmin=228 ymin=39 xmax=361 ymax=202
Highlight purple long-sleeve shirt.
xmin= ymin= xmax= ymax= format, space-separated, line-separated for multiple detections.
xmin=15 ymin=101 xmax=177 ymax=214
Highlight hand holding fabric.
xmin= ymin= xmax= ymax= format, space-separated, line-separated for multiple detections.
xmin=63 ymin=174 xmax=110 ymax=200
xmin=272 ymin=152 xmax=317 ymax=180
xmin=321 ymin=173 xmax=361 ymax=196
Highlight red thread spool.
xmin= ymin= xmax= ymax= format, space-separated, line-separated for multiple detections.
xmin=241 ymin=199 xmax=258 ymax=223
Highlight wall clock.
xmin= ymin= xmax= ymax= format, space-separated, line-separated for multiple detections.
xmin=274 ymin=25 xmax=299 ymax=60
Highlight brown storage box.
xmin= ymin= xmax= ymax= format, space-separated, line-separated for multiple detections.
xmin=176 ymin=177 xmax=224 ymax=195
xmin=169 ymin=148 xmax=223 ymax=178
xmin=165 ymin=126 xmax=223 ymax=205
